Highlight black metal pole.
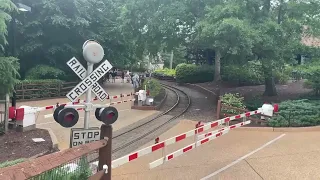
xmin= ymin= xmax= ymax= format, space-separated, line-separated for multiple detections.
xmin=10 ymin=14 xmax=17 ymax=110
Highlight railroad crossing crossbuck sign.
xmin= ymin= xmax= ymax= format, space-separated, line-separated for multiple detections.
xmin=53 ymin=40 xmax=119 ymax=129
xmin=67 ymin=57 xmax=108 ymax=101
xmin=66 ymin=58 xmax=112 ymax=102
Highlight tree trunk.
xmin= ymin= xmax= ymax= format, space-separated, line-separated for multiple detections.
xmin=214 ymin=49 xmax=221 ymax=82
xmin=262 ymin=61 xmax=277 ymax=96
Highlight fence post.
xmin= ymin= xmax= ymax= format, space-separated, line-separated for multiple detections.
xmin=58 ymin=82 xmax=61 ymax=96
xmin=216 ymin=100 xmax=221 ymax=119
xmin=99 ymin=124 xmax=112 ymax=180
xmin=4 ymin=94 xmax=9 ymax=133
xmin=21 ymin=83 xmax=24 ymax=100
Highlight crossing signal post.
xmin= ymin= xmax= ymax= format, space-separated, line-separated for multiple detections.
xmin=51 ymin=40 xmax=117 ymax=178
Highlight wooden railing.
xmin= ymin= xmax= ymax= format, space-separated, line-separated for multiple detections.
xmin=15 ymin=81 xmax=79 ymax=101
xmin=0 ymin=125 xmax=113 ymax=180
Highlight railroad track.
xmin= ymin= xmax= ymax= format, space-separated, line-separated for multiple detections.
xmin=111 ymin=83 xmax=191 ymax=155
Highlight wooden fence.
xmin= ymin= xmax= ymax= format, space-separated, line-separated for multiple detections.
xmin=15 ymin=81 xmax=79 ymax=101
xmin=0 ymin=125 xmax=113 ymax=180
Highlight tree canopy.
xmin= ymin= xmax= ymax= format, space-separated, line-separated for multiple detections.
xmin=1 ymin=0 xmax=320 ymax=95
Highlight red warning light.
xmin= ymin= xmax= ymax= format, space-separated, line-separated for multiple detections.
xmin=107 ymin=112 xmax=115 ymax=119
xmin=65 ymin=113 xmax=75 ymax=121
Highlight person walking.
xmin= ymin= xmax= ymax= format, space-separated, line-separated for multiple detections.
xmin=106 ymin=72 xmax=110 ymax=82
xmin=121 ymin=71 xmax=125 ymax=83
xmin=112 ymin=71 xmax=116 ymax=83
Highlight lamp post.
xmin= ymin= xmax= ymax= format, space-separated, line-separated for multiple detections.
xmin=10 ymin=3 xmax=31 ymax=111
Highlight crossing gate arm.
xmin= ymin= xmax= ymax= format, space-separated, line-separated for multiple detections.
xmin=149 ymin=120 xmax=251 ymax=169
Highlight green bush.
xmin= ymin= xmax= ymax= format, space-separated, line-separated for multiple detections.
xmin=25 ymin=65 xmax=66 ymax=80
xmin=221 ymin=62 xmax=264 ymax=86
xmin=268 ymin=99 xmax=320 ymax=127
xmin=143 ymin=79 xmax=162 ymax=97
xmin=154 ymin=68 xmax=176 ymax=77
xmin=220 ymin=93 xmax=246 ymax=115
xmin=244 ymin=97 xmax=263 ymax=111
xmin=299 ymin=65 xmax=320 ymax=95
xmin=175 ymin=63 xmax=214 ymax=83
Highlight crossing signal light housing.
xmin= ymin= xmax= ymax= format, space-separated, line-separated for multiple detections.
xmin=53 ymin=105 xmax=79 ymax=128
xmin=95 ymin=106 xmax=118 ymax=125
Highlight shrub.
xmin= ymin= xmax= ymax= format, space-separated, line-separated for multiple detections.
xmin=220 ymin=93 xmax=246 ymax=115
xmin=175 ymin=63 xmax=214 ymax=83
xmin=143 ymin=79 xmax=162 ymax=97
xmin=268 ymin=99 xmax=320 ymax=127
xmin=25 ymin=65 xmax=66 ymax=80
xmin=221 ymin=61 xmax=264 ymax=86
xmin=299 ymin=65 xmax=320 ymax=95
xmin=154 ymin=68 xmax=176 ymax=77
xmin=274 ymin=67 xmax=291 ymax=85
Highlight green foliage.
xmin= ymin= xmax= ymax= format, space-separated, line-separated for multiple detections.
xmin=175 ymin=63 xmax=214 ymax=83
xmin=0 ymin=158 xmax=25 ymax=168
xmin=222 ymin=61 xmax=263 ymax=86
xmin=268 ymin=99 xmax=320 ymax=127
xmin=25 ymin=65 xmax=66 ymax=80
xmin=220 ymin=93 xmax=246 ymax=115
xmin=0 ymin=56 xmax=20 ymax=95
xmin=297 ymin=63 xmax=320 ymax=95
xmin=154 ymin=68 xmax=176 ymax=77
xmin=0 ymin=0 xmax=16 ymax=52
xmin=32 ymin=156 xmax=92 ymax=180
xmin=143 ymin=79 xmax=162 ymax=97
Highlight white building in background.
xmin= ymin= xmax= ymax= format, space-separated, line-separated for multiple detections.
xmin=144 ymin=52 xmax=164 ymax=71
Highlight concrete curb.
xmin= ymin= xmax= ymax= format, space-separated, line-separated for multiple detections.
xmin=38 ymin=127 xmax=59 ymax=150
xmin=190 ymin=83 xmax=320 ymax=132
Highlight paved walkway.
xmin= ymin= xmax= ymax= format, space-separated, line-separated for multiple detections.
xmin=112 ymin=120 xmax=320 ymax=180
xmin=17 ymin=79 xmax=159 ymax=150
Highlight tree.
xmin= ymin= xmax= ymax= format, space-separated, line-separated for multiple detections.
xmin=0 ymin=0 xmax=16 ymax=53
xmin=196 ymin=1 xmax=256 ymax=82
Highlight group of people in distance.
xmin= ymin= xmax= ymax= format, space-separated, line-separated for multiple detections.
xmin=100 ymin=68 xmax=149 ymax=91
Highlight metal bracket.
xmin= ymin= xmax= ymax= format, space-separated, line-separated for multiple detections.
xmin=85 ymin=103 xmax=94 ymax=111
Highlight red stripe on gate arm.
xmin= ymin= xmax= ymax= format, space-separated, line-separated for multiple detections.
xmin=245 ymin=112 xmax=251 ymax=117
xmin=117 ymin=101 xmax=121 ymax=104
xmin=46 ymin=106 xmax=53 ymax=109
xmin=235 ymin=115 xmax=241 ymax=119
xmin=176 ymin=134 xmax=186 ymax=142
xmin=183 ymin=145 xmax=193 ymax=153
xmin=224 ymin=117 xmax=230 ymax=122
xmin=201 ymin=138 xmax=209 ymax=144
xmin=241 ymin=123 xmax=244 ymax=126
xmin=113 ymin=96 xmax=118 ymax=98
xmin=129 ymin=153 xmax=138 ymax=161
xmin=216 ymin=133 xmax=221 ymax=137
xmin=230 ymin=125 xmax=236 ymax=129
xmin=205 ymin=132 xmax=212 ymax=137
xmin=219 ymin=128 xmax=224 ymax=132
xmin=196 ymin=127 xmax=204 ymax=134
xmin=152 ymin=142 xmax=165 ymax=152
xmin=255 ymin=110 xmax=258 ymax=114
xmin=211 ymin=121 xmax=218 ymax=128
xmin=168 ymin=154 xmax=173 ymax=160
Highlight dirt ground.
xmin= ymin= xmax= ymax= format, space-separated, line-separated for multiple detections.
xmin=0 ymin=129 xmax=55 ymax=163
xmin=197 ymin=80 xmax=312 ymax=103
